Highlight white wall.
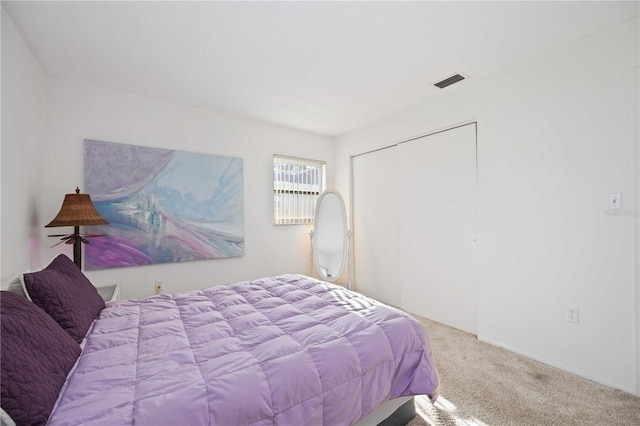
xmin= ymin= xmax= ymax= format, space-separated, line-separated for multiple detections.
xmin=336 ymin=20 xmax=640 ymax=395
xmin=1 ymin=8 xmax=47 ymax=282
xmin=1 ymin=9 xmax=334 ymax=299
xmin=40 ymin=78 xmax=333 ymax=299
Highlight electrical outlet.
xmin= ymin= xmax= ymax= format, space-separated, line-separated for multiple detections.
xmin=608 ymin=193 xmax=622 ymax=210
xmin=567 ymin=307 xmax=579 ymax=324
xmin=154 ymin=280 xmax=163 ymax=295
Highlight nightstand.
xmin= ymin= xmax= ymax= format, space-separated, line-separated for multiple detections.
xmin=96 ymin=283 xmax=120 ymax=302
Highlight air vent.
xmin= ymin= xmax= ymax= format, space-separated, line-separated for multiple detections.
xmin=434 ymin=73 xmax=465 ymax=89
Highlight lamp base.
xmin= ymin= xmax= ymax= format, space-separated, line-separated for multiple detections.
xmin=72 ymin=226 xmax=82 ymax=269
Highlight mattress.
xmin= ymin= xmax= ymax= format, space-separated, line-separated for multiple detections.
xmin=47 ymin=274 xmax=439 ymax=425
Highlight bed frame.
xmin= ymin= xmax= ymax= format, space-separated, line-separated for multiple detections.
xmin=357 ymin=397 xmax=416 ymax=426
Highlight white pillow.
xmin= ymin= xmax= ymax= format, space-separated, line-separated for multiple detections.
xmin=0 ymin=407 xmax=17 ymax=426
xmin=3 ymin=275 xmax=30 ymax=301
xmin=17 ymin=274 xmax=33 ymax=301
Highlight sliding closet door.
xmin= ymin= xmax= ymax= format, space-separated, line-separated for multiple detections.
xmin=351 ymin=147 xmax=401 ymax=307
xmin=398 ymin=124 xmax=477 ymax=333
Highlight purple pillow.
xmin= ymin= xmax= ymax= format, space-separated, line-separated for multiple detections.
xmin=1 ymin=291 xmax=81 ymax=426
xmin=23 ymin=254 xmax=105 ymax=343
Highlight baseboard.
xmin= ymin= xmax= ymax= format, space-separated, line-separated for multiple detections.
xmin=477 ymin=334 xmax=638 ymax=396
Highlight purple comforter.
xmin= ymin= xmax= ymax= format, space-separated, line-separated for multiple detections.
xmin=48 ymin=275 xmax=439 ymax=426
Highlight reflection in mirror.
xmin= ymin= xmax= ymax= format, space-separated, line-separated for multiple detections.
xmin=313 ymin=190 xmax=348 ymax=283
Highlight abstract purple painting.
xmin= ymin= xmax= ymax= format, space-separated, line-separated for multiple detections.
xmin=83 ymin=139 xmax=244 ymax=270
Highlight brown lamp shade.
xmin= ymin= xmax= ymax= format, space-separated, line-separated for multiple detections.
xmin=45 ymin=188 xmax=109 ymax=227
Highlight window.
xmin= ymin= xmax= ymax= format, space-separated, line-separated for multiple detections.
xmin=273 ymin=155 xmax=326 ymax=225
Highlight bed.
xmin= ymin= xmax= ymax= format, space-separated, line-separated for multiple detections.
xmin=1 ymin=254 xmax=439 ymax=426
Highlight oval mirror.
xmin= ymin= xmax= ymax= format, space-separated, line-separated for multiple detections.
xmin=313 ymin=190 xmax=348 ymax=282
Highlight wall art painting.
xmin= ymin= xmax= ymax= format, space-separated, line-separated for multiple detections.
xmin=84 ymin=139 xmax=244 ymax=270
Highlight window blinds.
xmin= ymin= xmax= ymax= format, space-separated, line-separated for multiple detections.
xmin=273 ymin=155 xmax=326 ymax=225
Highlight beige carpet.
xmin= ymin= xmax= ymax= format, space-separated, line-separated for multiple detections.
xmin=406 ymin=316 xmax=640 ymax=426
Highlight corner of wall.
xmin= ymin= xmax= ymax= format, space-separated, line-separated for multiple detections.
xmin=634 ymin=64 xmax=640 ymax=396
xmin=1 ymin=6 xmax=48 ymax=279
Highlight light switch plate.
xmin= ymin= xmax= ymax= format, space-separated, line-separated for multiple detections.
xmin=608 ymin=193 xmax=622 ymax=210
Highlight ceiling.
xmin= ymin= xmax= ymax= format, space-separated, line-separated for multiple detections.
xmin=3 ymin=1 xmax=638 ymax=137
